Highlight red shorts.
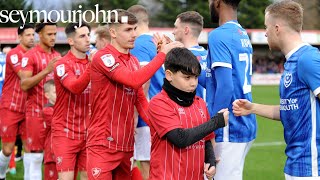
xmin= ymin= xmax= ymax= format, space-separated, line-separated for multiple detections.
xmin=44 ymin=129 xmax=55 ymax=163
xmin=0 ymin=108 xmax=26 ymax=142
xmin=52 ymin=136 xmax=86 ymax=172
xmin=87 ymin=146 xmax=133 ymax=180
xmin=44 ymin=162 xmax=58 ymax=180
xmin=26 ymin=116 xmax=46 ymax=151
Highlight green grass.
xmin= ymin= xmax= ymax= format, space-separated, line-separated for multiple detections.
xmin=3 ymin=85 xmax=287 ymax=180
xmin=244 ymin=85 xmax=286 ymax=180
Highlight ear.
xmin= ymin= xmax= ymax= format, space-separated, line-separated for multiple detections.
xmin=165 ymin=70 xmax=173 ymax=82
xmin=215 ymin=0 xmax=221 ymax=9
xmin=275 ymin=24 xmax=280 ymax=35
xmin=44 ymin=92 xmax=49 ymax=100
xmin=18 ymin=34 xmax=22 ymax=42
xmin=184 ymin=25 xmax=189 ymax=35
xmin=67 ymin=37 xmax=74 ymax=46
xmin=109 ymin=27 xmax=117 ymax=39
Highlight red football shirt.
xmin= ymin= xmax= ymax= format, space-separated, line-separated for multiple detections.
xmin=87 ymin=44 xmax=165 ymax=152
xmin=21 ymin=45 xmax=60 ymax=117
xmin=148 ymin=90 xmax=214 ymax=180
xmin=43 ymin=104 xmax=55 ymax=163
xmin=52 ymin=51 xmax=91 ymax=140
xmin=1 ymin=45 xmax=27 ymax=112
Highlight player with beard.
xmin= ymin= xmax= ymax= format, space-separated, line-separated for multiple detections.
xmin=20 ymin=19 xmax=61 ymax=180
xmin=206 ymin=0 xmax=256 ymax=180
xmin=0 ymin=24 xmax=34 ymax=180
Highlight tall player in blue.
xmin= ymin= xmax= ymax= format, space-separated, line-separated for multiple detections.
xmin=233 ymin=0 xmax=320 ymax=179
xmin=206 ymin=0 xmax=256 ymax=179
xmin=173 ymin=11 xmax=207 ymax=100
xmin=128 ymin=5 xmax=161 ymax=180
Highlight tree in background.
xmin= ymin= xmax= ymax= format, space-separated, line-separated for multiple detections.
xmin=238 ymin=0 xmax=271 ymax=29
xmin=154 ymin=0 xmax=271 ymax=29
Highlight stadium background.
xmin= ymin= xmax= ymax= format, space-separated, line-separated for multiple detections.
xmin=0 ymin=0 xmax=319 ymax=179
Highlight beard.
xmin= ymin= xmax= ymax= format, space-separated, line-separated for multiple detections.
xmin=210 ymin=4 xmax=219 ymax=23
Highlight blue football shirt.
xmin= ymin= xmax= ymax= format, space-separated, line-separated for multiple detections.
xmin=131 ymin=33 xmax=164 ymax=127
xmin=206 ymin=21 xmax=256 ymax=142
xmin=279 ymin=44 xmax=320 ymax=177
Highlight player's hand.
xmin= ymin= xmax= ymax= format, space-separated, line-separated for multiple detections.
xmin=232 ymin=99 xmax=253 ymax=116
xmin=218 ymin=108 xmax=229 ymax=126
xmin=160 ymin=41 xmax=184 ymax=54
xmin=88 ymin=49 xmax=98 ymax=62
xmin=45 ymin=56 xmax=61 ymax=74
xmin=204 ymin=163 xmax=216 ymax=180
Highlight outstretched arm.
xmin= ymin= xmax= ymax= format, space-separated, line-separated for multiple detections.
xmin=165 ymin=111 xmax=228 ymax=148
xmin=232 ymin=99 xmax=280 ymax=120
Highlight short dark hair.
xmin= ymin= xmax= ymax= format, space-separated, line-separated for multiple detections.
xmin=35 ymin=19 xmax=57 ymax=33
xmin=109 ymin=9 xmax=137 ymax=26
xmin=18 ymin=24 xmax=34 ymax=35
xmin=223 ymin=0 xmax=241 ymax=9
xmin=165 ymin=47 xmax=201 ymax=76
xmin=65 ymin=22 xmax=91 ymax=37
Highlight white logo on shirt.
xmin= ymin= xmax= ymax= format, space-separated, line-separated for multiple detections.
xmin=27 ymin=137 xmax=32 ymax=144
xmin=2 ymin=126 xmax=7 ymax=132
xmin=75 ymin=69 xmax=80 ymax=75
xmin=10 ymin=54 xmax=18 ymax=64
xmin=42 ymin=59 xmax=46 ymax=65
xmin=56 ymin=157 xmax=63 ymax=166
xmin=101 ymin=54 xmax=115 ymax=67
xmin=21 ymin=57 xmax=28 ymax=67
xmin=56 ymin=64 xmax=65 ymax=77
xmin=49 ymin=170 xmax=54 ymax=177
xmin=178 ymin=107 xmax=185 ymax=115
xmin=199 ymin=108 xmax=205 ymax=118
xmin=92 ymin=167 xmax=101 ymax=178
xmin=284 ymin=72 xmax=292 ymax=88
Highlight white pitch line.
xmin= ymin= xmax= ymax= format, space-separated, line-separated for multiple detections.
xmin=252 ymin=141 xmax=286 ymax=147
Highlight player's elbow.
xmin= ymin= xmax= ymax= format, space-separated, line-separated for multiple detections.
xmin=20 ymin=80 xmax=30 ymax=91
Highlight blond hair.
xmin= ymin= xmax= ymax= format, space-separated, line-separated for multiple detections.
xmin=95 ymin=25 xmax=110 ymax=41
xmin=265 ymin=0 xmax=303 ymax=32
xmin=127 ymin=5 xmax=149 ymax=25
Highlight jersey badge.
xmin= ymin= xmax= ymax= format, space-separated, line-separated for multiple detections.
xmin=21 ymin=57 xmax=28 ymax=67
xmin=56 ymin=64 xmax=65 ymax=77
xmin=284 ymin=72 xmax=292 ymax=88
xmin=101 ymin=54 xmax=115 ymax=67
xmin=10 ymin=54 xmax=18 ymax=64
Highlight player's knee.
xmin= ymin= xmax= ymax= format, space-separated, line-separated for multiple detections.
xmin=2 ymin=142 xmax=15 ymax=156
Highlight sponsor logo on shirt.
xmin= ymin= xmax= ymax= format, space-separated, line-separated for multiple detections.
xmin=101 ymin=54 xmax=115 ymax=67
xmin=284 ymin=72 xmax=292 ymax=88
xmin=178 ymin=107 xmax=185 ymax=115
xmin=56 ymin=64 xmax=65 ymax=77
xmin=10 ymin=54 xmax=18 ymax=64
xmin=21 ymin=57 xmax=28 ymax=67
xmin=280 ymin=98 xmax=299 ymax=111
xmin=92 ymin=167 xmax=101 ymax=178
xmin=199 ymin=108 xmax=205 ymax=118
xmin=109 ymin=62 xmax=120 ymax=72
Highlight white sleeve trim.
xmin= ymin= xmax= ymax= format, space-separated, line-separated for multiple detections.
xmin=211 ymin=62 xmax=232 ymax=69
xmin=313 ymin=87 xmax=320 ymax=96
xmin=140 ymin=61 xmax=149 ymax=66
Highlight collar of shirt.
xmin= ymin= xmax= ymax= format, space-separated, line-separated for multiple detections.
xmin=66 ymin=50 xmax=89 ymax=65
xmin=106 ymin=44 xmax=131 ymax=61
xmin=16 ymin=44 xmax=27 ymax=53
xmin=35 ymin=44 xmax=56 ymax=54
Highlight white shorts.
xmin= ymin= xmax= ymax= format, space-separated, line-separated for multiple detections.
xmin=133 ymin=126 xmax=151 ymax=161
xmin=285 ymin=174 xmax=320 ymax=180
xmin=213 ymin=140 xmax=254 ymax=180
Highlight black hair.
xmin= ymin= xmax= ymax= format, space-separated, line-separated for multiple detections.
xmin=223 ymin=0 xmax=241 ymax=9
xmin=18 ymin=24 xmax=34 ymax=35
xmin=35 ymin=19 xmax=57 ymax=33
xmin=65 ymin=22 xmax=91 ymax=37
xmin=164 ymin=47 xmax=201 ymax=76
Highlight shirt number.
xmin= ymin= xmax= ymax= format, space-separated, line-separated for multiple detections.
xmin=239 ymin=53 xmax=252 ymax=94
